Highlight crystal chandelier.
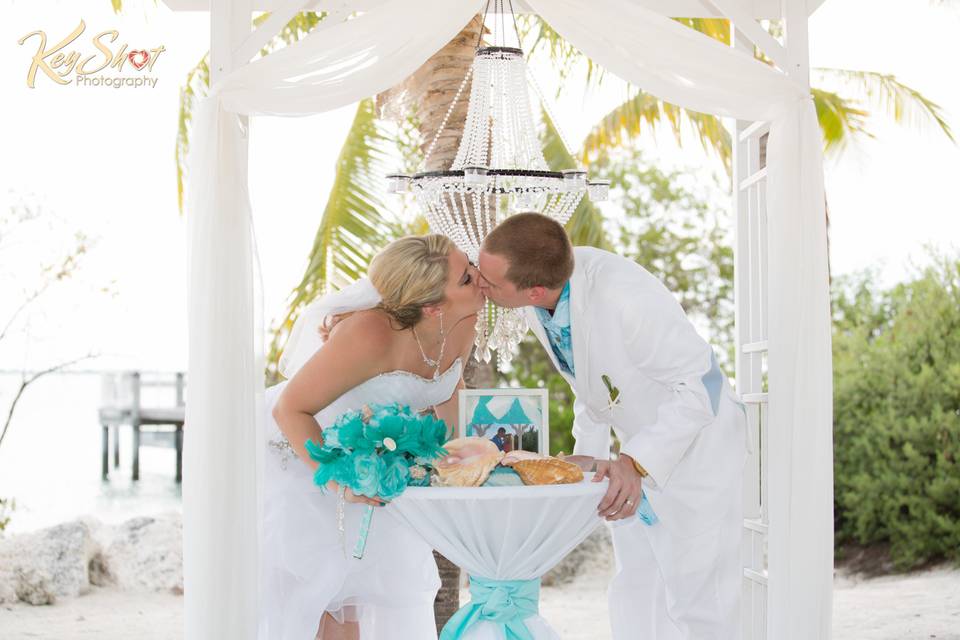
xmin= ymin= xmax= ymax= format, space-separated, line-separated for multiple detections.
xmin=386 ymin=3 xmax=608 ymax=367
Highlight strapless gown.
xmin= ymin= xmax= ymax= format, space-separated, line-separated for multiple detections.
xmin=258 ymin=357 xmax=464 ymax=640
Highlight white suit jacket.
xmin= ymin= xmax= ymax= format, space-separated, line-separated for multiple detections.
xmin=525 ymin=247 xmax=750 ymax=535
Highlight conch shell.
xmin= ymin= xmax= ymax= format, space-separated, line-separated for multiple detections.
xmin=434 ymin=437 xmax=504 ymax=487
xmin=501 ymin=450 xmax=543 ymax=466
xmin=512 ymin=457 xmax=584 ymax=485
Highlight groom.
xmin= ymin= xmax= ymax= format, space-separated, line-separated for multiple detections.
xmin=477 ymin=213 xmax=749 ymax=639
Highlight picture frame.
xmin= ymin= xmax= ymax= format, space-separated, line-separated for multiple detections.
xmin=457 ymin=388 xmax=549 ymax=456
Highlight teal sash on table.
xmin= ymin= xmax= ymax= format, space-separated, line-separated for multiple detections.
xmin=439 ymin=576 xmax=540 ymax=640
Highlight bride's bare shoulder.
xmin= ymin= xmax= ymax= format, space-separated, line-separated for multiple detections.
xmin=328 ymin=308 xmax=396 ymax=347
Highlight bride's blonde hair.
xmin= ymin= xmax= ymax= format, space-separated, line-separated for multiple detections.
xmin=370 ymin=234 xmax=455 ymax=328
xmin=319 ymin=235 xmax=454 ymax=339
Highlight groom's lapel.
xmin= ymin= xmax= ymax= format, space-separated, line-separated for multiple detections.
xmin=568 ymin=263 xmax=592 ymax=395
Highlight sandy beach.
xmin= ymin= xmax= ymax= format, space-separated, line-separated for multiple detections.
xmin=2 ymin=558 xmax=957 ymax=639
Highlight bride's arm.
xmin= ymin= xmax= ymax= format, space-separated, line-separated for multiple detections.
xmin=272 ymin=312 xmax=392 ymax=471
xmin=433 ymin=378 xmax=465 ymax=439
xmin=432 ymin=314 xmax=478 ymax=437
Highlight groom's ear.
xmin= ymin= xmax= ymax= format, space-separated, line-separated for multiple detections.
xmin=526 ymin=286 xmax=547 ymax=304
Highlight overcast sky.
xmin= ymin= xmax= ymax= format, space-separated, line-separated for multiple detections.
xmin=1 ymin=0 xmax=957 ymax=373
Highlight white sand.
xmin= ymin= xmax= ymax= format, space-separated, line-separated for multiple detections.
xmin=2 ymin=565 xmax=958 ymax=639
xmin=0 ymin=587 xmax=182 ymax=639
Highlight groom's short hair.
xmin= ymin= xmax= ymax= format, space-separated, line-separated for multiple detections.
xmin=482 ymin=212 xmax=574 ymax=290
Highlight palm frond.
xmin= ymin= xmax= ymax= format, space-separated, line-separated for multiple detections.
xmin=250 ymin=11 xmax=326 ymax=61
xmin=814 ymin=68 xmax=955 ymax=144
xmin=540 ymin=109 xmax=611 ymax=250
xmin=811 ymin=87 xmax=872 ymax=155
xmin=672 ymin=18 xmax=730 ymax=45
xmin=265 ymin=99 xmax=402 ymax=375
xmin=520 ymin=16 xmax=605 ymax=92
xmin=580 ymin=92 xmax=731 ymax=174
xmin=175 ymin=54 xmax=209 ymax=215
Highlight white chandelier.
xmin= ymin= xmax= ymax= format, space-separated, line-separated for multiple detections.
xmin=387 ymin=10 xmax=607 ymax=366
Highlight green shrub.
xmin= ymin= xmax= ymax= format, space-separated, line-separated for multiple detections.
xmin=833 ymin=254 xmax=960 ymax=569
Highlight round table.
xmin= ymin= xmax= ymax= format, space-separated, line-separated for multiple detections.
xmin=389 ymin=473 xmax=608 ymax=640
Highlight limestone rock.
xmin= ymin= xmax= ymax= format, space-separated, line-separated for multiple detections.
xmin=0 ymin=519 xmax=101 ymax=605
xmin=102 ymin=514 xmax=182 ymax=594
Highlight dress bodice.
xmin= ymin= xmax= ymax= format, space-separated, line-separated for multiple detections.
xmin=312 ymin=356 xmax=464 ymax=428
xmin=265 ymin=357 xmax=464 ymax=455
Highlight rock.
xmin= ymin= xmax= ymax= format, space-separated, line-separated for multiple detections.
xmin=0 ymin=519 xmax=101 ymax=605
xmin=0 ymin=513 xmax=184 ymax=604
xmin=542 ymin=525 xmax=613 ymax=587
xmin=14 ymin=567 xmax=56 ymax=605
xmin=102 ymin=514 xmax=182 ymax=594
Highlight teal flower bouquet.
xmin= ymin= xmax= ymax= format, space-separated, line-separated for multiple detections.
xmin=304 ymin=402 xmax=448 ymax=558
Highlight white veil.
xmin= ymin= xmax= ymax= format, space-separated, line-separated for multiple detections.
xmin=277 ymin=277 xmax=382 ymax=380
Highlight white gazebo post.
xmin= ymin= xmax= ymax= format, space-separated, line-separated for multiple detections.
xmin=729 ymin=2 xmax=833 ymax=639
xmin=181 ymin=1 xmax=257 ymax=639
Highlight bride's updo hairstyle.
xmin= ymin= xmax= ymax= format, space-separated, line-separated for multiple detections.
xmin=368 ymin=234 xmax=455 ymax=329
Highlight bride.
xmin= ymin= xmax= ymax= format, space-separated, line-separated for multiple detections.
xmin=260 ymin=234 xmax=484 ymax=640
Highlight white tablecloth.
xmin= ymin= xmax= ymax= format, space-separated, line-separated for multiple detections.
xmin=389 ymin=474 xmax=608 ymax=640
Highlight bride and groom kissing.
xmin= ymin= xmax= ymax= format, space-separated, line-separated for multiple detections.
xmin=262 ymin=212 xmax=749 ymax=639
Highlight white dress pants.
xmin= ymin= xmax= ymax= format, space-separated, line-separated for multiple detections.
xmin=607 ymin=476 xmax=743 ymax=639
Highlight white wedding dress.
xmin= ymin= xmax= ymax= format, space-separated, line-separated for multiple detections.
xmin=259 ymin=356 xmax=464 ymax=640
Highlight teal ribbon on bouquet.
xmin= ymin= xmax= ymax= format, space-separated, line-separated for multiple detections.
xmin=440 ymin=576 xmax=540 ymax=640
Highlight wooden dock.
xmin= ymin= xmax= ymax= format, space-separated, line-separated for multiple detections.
xmin=99 ymin=371 xmax=185 ymax=482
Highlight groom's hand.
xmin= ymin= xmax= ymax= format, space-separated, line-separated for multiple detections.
xmin=593 ymin=455 xmax=642 ymax=521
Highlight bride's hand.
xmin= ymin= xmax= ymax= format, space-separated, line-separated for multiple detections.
xmin=326 ymin=481 xmax=388 ymax=507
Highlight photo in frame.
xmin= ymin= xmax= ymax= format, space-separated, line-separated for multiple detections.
xmin=457 ymin=388 xmax=549 ymax=455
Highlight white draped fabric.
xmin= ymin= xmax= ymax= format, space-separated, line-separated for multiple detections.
xmin=389 ymin=480 xmax=607 ymax=640
xmin=183 ymin=0 xmax=833 ymax=638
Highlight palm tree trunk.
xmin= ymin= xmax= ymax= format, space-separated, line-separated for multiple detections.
xmin=377 ymin=15 xmax=488 ymax=634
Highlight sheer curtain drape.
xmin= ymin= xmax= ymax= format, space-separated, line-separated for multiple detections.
xmin=183 ymin=1 xmax=831 ymax=638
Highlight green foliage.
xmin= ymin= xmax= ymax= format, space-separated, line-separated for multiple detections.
xmin=266 ymin=99 xmax=403 ymax=382
xmin=832 ymin=253 xmax=960 ymax=569
xmin=814 ymin=68 xmax=955 ymax=148
xmin=521 ymin=429 xmax=539 ymax=453
xmin=0 ymin=497 xmax=14 ymax=533
xmin=539 ymin=110 xmax=611 ymax=250
xmin=592 ymin=147 xmax=735 ymax=351
xmin=507 ymin=338 xmax=576 ymax=456
xmin=175 ymin=54 xmax=209 ymax=214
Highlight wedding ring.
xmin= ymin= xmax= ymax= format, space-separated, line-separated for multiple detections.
xmin=625 ymin=499 xmax=634 ymax=506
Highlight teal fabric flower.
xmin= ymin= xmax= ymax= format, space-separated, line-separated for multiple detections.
xmin=378 ymin=458 xmax=411 ymax=500
xmin=305 ymin=403 xmax=449 ymax=500
xmin=352 ymin=453 xmax=384 ymax=497
xmin=336 ymin=416 xmax=365 ymax=449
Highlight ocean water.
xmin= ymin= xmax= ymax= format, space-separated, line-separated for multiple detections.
xmin=0 ymin=372 xmax=182 ymax=534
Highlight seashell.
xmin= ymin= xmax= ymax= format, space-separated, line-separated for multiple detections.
xmin=512 ymin=457 xmax=584 ymax=485
xmin=435 ymin=437 xmax=504 ymax=487
xmin=500 ymin=450 xmax=543 ymax=467
xmin=482 ymin=466 xmax=525 ymax=487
